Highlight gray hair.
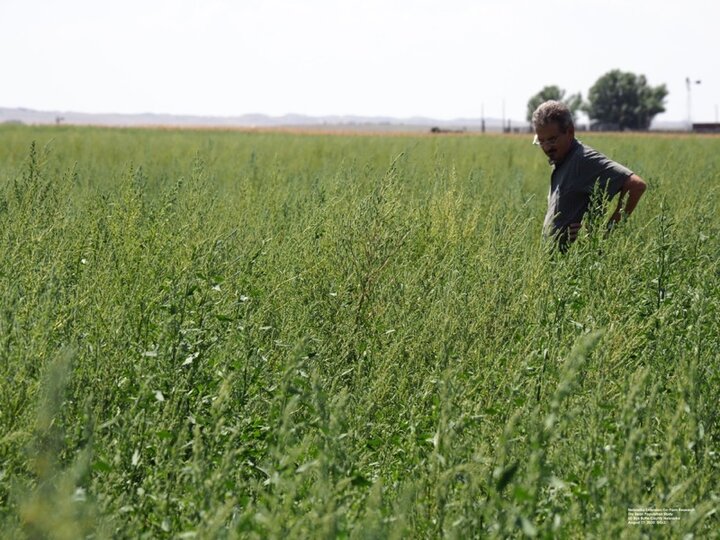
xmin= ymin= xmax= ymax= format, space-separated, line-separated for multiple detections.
xmin=532 ymin=100 xmax=574 ymax=132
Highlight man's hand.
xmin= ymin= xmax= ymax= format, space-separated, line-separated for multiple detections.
xmin=606 ymin=174 xmax=646 ymax=234
xmin=613 ymin=174 xmax=647 ymax=222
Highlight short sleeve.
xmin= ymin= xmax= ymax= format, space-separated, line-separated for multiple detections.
xmin=580 ymin=149 xmax=632 ymax=199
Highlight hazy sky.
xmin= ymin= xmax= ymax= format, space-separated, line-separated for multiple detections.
xmin=2 ymin=0 xmax=718 ymax=123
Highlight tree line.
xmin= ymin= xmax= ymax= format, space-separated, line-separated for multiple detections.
xmin=527 ymin=69 xmax=668 ymax=131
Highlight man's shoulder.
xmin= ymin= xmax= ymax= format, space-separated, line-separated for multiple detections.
xmin=574 ymin=139 xmax=634 ymax=180
xmin=575 ymin=140 xmax=621 ymax=169
xmin=576 ymin=140 xmax=607 ymax=161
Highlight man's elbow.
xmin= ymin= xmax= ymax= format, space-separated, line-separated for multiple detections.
xmin=627 ymin=174 xmax=647 ymax=196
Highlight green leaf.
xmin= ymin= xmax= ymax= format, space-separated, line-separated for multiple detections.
xmin=496 ymin=461 xmax=519 ymax=492
xmin=351 ymin=473 xmax=372 ymax=487
xmin=92 ymin=460 xmax=112 ymax=473
xmin=366 ymin=438 xmax=382 ymax=450
xmin=513 ymin=486 xmax=532 ymax=502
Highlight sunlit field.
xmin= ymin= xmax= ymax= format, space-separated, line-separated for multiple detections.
xmin=0 ymin=125 xmax=718 ymax=538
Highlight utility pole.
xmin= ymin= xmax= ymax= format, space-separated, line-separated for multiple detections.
xmin=686 ymin=77 xmax=701 ymax=130
xmin=502 ymin=99 xmax=506 ymax=133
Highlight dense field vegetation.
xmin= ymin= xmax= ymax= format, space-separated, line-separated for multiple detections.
xmin=0 ymin=125 xmax=718 ymax=538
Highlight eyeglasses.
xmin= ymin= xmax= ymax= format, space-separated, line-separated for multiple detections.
xmin=532 ymin=134 xmax=562 ymax=147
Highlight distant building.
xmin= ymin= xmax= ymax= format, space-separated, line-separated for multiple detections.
xmin=589 ymin=122 xmax=621 ymax=132
xmin=692 ymin=123 xmax=720 ymax=133
xmin=430 ymin=126 xmax=466 ymax=134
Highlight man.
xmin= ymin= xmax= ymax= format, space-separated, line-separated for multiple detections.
xmin=532 ymin=100 xmax=647 ymax=250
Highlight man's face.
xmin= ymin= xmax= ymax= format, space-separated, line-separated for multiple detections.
xmin=534 ymin=122 xmax=575 ymax=163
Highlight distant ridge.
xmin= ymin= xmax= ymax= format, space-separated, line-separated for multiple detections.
xmin=1 ymin=107 xmax=688 ymax=132
xmin=0 ymin=106 xmax=523 ymax=133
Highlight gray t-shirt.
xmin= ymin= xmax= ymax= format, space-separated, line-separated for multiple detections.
xmin=543 ymin=139 xmax=632 ymax=243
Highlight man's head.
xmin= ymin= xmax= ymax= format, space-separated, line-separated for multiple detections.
xmin=532 ymin=100 xmax=575 ymax=163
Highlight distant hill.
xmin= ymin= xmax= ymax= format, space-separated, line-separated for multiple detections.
xmin=0 ymin=107 xmax=688 ymax=133
xmin=0 ymin=107 xmax=522 ymax=133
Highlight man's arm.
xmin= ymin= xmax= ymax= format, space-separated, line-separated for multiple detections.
xmin=568 ymin=173 xmax=646 ymax=244
xmin=609 ymin=173 xmax=647 ymax=225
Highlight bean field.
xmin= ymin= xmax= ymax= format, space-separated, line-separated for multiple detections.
xmin=0 ymin=125 xmax=718 ymax=538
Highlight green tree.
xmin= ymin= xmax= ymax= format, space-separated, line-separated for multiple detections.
xmin=584 ymin=70 xmax=668 ymax=130
xmin=526 ymin=85 xmax=583 ymax=123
